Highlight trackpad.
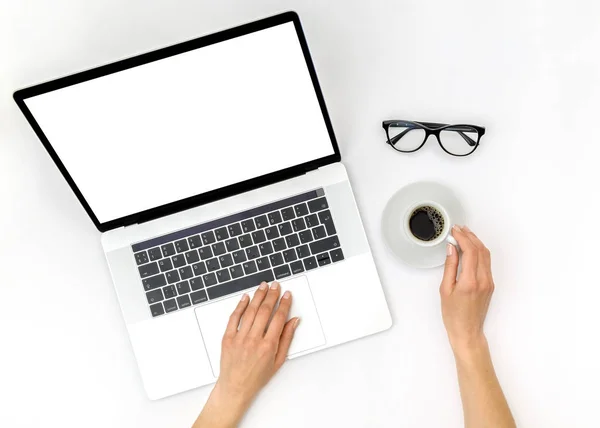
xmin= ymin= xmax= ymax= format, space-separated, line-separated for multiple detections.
xmin=195 ymin=276 xmax=326 ymax=377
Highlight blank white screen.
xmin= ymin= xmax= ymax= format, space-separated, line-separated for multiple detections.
xmin=24 ymin=22 xmax=334 ymax=224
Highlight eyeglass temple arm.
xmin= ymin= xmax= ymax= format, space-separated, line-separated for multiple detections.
xmin=388 ymin=126 xmax=478 ymax=147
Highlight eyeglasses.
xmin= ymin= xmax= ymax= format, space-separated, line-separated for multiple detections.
xmin=382 ymin=120 xmax=485 ymax=157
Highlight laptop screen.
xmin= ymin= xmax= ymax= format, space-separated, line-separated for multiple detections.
xmin=22 ymin=21 xmax=335 ymax=225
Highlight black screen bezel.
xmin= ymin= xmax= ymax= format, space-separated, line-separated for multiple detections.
xmin=13 ymin=11 xmax=341 ymax=232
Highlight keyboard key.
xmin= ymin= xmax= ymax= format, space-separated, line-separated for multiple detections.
xmin=228 ymin=223 xmax=243 ymax=237
xmin=294 ymin=203 xmax=309 ymax=217
xmin=175 ymin=239 xmax=189 ymax=253
xmin=148 ymin=248 xmax=162 ymax=261
xmin=192 ymin=261 xmax=207 ymax=276
xmin=256 ymin=256 xmax=271 ymax=271
xmin=225 ymin=238 xmax=240 ymax=252
xmin=281 ymin=207 xmax=295 ymax=221
xmin=269 ymin=252 xmax=284 ymax=267
xmin=176 ymin=280 xmax=191 ymax=295
xmin=268 ymin=211 xmax=283 ymax=225
xmin=177 ymin=295 xmax=191 ymax=309
xmin=206 ymin=258 xmax=220 ymax=272
xmin=212 ymin=242 xmax=226 ymax=256
xmin=238 ymin=234 xmax=253 ymax=248
xmin=163 ymin=284 xmax=177 ymax=298
xmin=146 ymin=288 xmax=164 ymax=304
xmin=290 ymin=261 xmax=305 ymax=274
xmin=134 ymin=251 xmax=149 ymax=265
xmin=216 ymin=269 xmax=231 ymax=283
xmin=219 ymin=253 xmax=234 ymax=268
xmin=138 ymin=262 xmax=159 ymax=278
xmin=164 ymin=299 xmax=178 ymax=313
xmin=198 ymin=246 xmax=213 ymax=260
xmin=166 ymin=270 xmax=180 ymax=284
xmin=274 ymin=264 xmax=291 ymax=280
xmin=188 ymin=235 xmax=202 ymax=249
xmin=296 ymin=245 xmax=311 ymax=259
xmin=202 ymin=231 xmax=216 ymax=245
xmin=303 ymin=256 xmax=317 ymax=271
xmin=191 ymin=290 xmax=208 ymax=305
xmin=203 ymin=272 xmax=217 ymax=287
xmin=251 ymin=229 xmax=267 ymax=244
xmin=207 ymin=270 xmax=275 ymax=300
xmin=259 ymin=241 xmax=274 ymax=256
xmin=246 ymin=245 xmax=260 ymax=259
xmin=150 ymin=303 xmax=165 ymax=317
xmin=171 ymin=254 xmax=186 ymax=268
xmin=142 ymin=274 xmax=167 ymax=291
xmin=305 ymin=214 xmax=319 ymax=228
xmin=316 ymin=252 xmax=331 ymax=266
xmin=330 ymin=248 xmax=345 ymax=263
xmin=273 ymin=238 xmax=287 ymax=252
xmin=161 ymin=243 xmax=176 ymax=257
xmin=229 ymin=265 xmax=244 ymax=279
xmin=278 ymin=222 xmax=293 ymax=235
xmin=308 ymin=197 xmax=329 ymax=213
xmin=318 ymin=210 xmax=337 ymax=235
xmin=265 ymin=226 xmax=279 ymax=240
xmin=190 ymin=277 xmax=204 ymax=291
xmin=241 ymin=219 xmax=256 ymax=233
xmin=312 ymin=225 xmax=327 ymax=240
xmin=158 ymin=258 xmax=173 ymax=272
xmin=243 ymin=260 xmax=258 ymax=275
xmin=185 ymin=249 xmax=200 ymax=264
xmin=292 ymin=217 xmax=306 ymax=232
xmin=179 ymin=265 xmax=193 ymax=280
xmin=310 ymin=236 xmax=340 ymax=255
xmin=215 ymin=227 xmax=229 ymax=241
xmin=283 ymin=249 xmax=297 ymax=263
xmin=286 ymin=234 xmax=300 ymax=248
xmin=299 ymin=230 xmax=314 ymax=244
xmin=254 ymin=215 xmax=269 ymax=229
xmin=232 ymin=250 xmax=247 ymax=264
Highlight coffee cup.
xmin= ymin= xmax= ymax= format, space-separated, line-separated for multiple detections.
xmin=403 ymin=201 xmax=459 ymax=249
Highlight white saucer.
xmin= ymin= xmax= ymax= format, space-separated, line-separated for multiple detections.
xmin=381 ymin=181 xmax=466 ymax=268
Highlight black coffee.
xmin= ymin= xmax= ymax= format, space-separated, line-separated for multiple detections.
xmin=409 ymin=206 xmax=445 ymax=242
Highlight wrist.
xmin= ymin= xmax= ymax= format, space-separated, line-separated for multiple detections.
xmin=195 ymin=382 xmax=250 ymax=428
xmin=450 ymin=334 xmax=489 ymax=364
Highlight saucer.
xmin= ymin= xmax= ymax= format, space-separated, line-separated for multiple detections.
xmin=381 ymin=181 xmax=466 ymax=268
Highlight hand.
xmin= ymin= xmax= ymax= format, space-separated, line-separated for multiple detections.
xmin=193 ymin=281 xmax=299 ymax=428
xmin=440 ymin=225 xmax=495 ymax=356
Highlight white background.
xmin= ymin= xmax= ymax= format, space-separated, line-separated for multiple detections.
xmin=0 ymin=1 xmax=598 ymax=427
xmin=23 ymin=22 xmax=333 ymax=223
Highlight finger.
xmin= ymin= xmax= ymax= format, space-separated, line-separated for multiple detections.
xmin=265 ymin=290 xmax=293 ymax=342
xmin=224 ymin=293 xmax=250 ymax=338
xmin=462 ymin=225 xmax=493 ymax=278
xmin=440 ymin=243 xmax=459 ymax=295
xmin=274 ymin=317 xmax=300 ymax=370
xmin=239 ymin=282 xmax=269 ymax=334
xmin=249 ymin=281 xmax=281 ymax=337
xmin=451 ymin=225 xmax=478 ymax=275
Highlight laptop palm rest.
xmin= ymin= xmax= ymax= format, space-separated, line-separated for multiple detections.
xmin=195 ymin=276 xmax=326 ymax=378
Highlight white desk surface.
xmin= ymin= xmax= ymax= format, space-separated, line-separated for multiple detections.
xmin=1 ymin=1 xmax=597 ymax=427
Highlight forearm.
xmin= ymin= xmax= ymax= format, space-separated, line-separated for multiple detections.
xmin=193 ymin=383 xmax=250 ymax=428
xmin=453 ymin=337 xmax=516 ymax=428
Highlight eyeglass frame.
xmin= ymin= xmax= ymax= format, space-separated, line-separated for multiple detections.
xmin=382 ymin=120 xmax=486 ymax=157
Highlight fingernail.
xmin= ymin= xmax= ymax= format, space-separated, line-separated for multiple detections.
xmin=282 ymin=290 xmax=291 ymax=299
xmin=453 ymin=224 xmax=461 ymax=232
xmin=462 ymin=225 xmax=471 ymax=232
xmin=447 ymin=244 xmax=454 ymax=256
xmin=240 ymin=293 xmax=248 ymax=301
xmin=270 ymin=281 xmax=280 ymax=290
xmin=293 ymin=318 xmax=300 ymax=328
xmin=259 ymin=282 xmax=267 ymax=290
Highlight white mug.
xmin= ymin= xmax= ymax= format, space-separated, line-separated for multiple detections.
xmin=403 ymin=200 xmax=459 ymax=249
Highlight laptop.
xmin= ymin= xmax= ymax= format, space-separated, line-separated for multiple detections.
xmin=13 ymin=11 xmax=392 ymax=400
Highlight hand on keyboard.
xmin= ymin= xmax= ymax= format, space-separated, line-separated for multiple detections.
xmin=193 ymin=281 xmax=299 ymax=428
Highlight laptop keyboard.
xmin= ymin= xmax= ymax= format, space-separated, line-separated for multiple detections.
xmin=131 ymin=189 xmax=344 ymax=317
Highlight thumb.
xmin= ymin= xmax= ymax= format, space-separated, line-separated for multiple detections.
xmin=440 ymin=243 xmax=459 ymax=295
